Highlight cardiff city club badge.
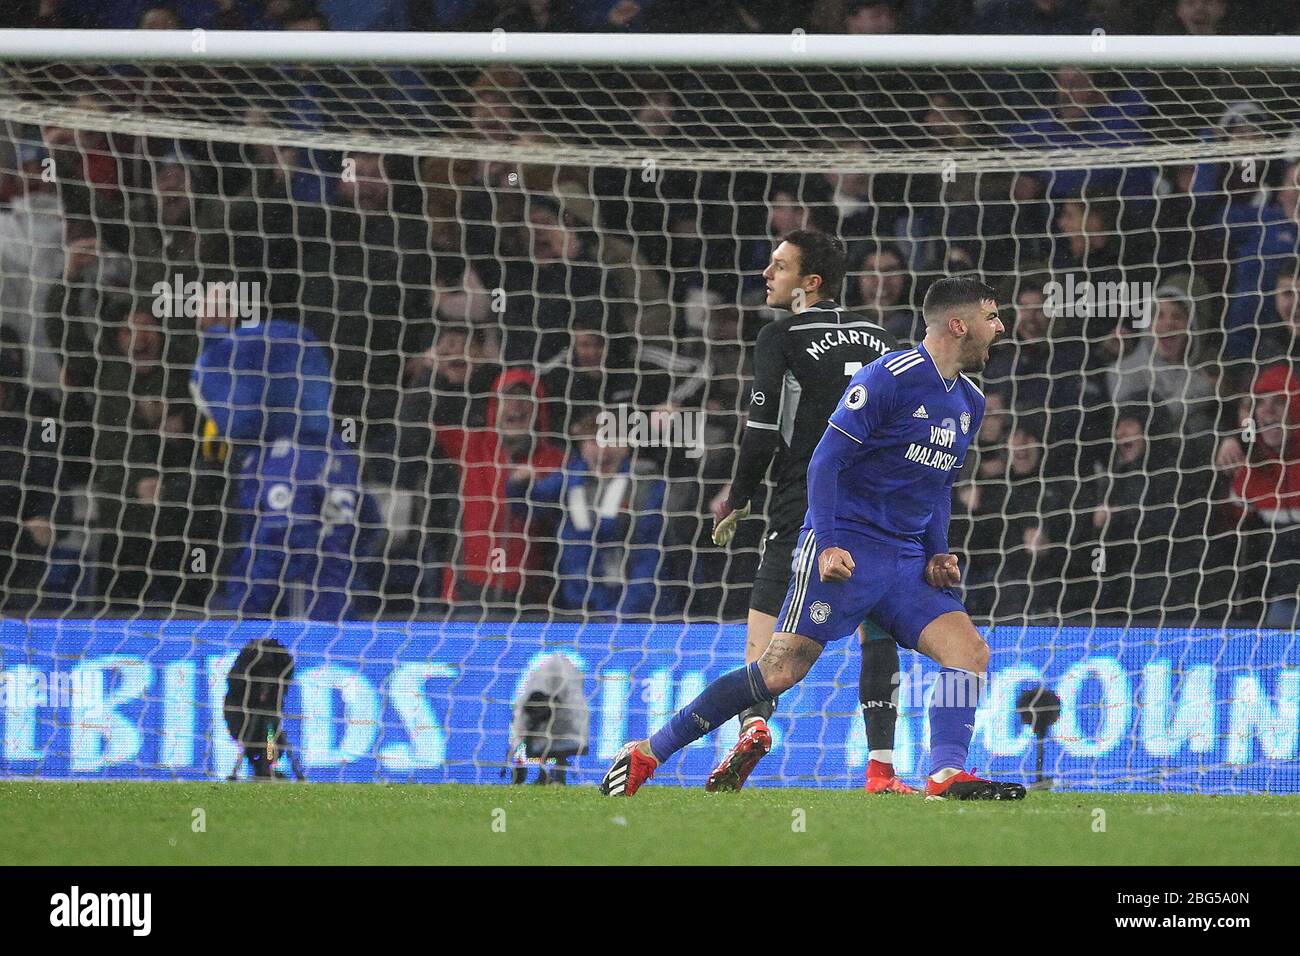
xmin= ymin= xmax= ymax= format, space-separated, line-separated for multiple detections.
xmin=960 ymin=411 xmax=971 ymax=434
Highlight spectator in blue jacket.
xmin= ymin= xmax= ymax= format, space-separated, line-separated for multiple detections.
xmin=1222 ymin=159 xmax=1300 ymax=360
xmin=1009 ymin=66 xmax=1155 ymax=203
xmin=975 ymin=0 xmax=1094 ymax=35
xmin=511 ymin=411 xmax=666 ymax=619
xmin=1190 ymin=102 xmax=1277 ymax=195
xmin=577 ymin=0 xmax=659 ymax=31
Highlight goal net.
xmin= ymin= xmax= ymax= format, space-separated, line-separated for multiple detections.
xmin=0 ymin=31 xmax=1297 ymax=792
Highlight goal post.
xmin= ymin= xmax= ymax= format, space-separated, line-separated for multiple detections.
xmin=0 ymin=30 xmax=1297 ymax=790
xmin=4 ymin=28 xmax=1300 ymax=65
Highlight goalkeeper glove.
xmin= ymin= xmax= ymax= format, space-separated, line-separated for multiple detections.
xmin=712 ymin=500 xmax=750 ymax=546
xmin=200 ymin=414 xmax=228 ymax=463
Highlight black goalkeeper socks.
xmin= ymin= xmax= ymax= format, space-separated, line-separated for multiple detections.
xmin=860 ymin=638 xmax=899 ymax=753
xmin=739 ymin=696 xmax=777 ymax=726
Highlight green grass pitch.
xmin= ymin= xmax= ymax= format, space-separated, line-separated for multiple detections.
xmin=3 ymin=782 xmax=1298 ymax=865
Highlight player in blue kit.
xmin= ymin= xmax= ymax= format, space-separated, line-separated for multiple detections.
xmin=191 ymin=291 xmax=380 ymax=620
xmin=602 ymin=277 xmax=1027 ymax=800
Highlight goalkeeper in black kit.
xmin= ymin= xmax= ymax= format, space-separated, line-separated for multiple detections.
xmin=709 ymin=230 xmax=916 ymax=793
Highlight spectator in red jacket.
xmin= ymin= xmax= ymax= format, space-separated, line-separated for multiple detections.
xmin=1224 ymin=362 xmax=1300 ymax=625
xmin=435 ymin=367 xmax=564 ymax=611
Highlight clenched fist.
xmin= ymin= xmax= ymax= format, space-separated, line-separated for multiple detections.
xmin=925 ymin=553 xmax=961 ymax=588
xmin=818 ymin=546 xmax=855 ymax=582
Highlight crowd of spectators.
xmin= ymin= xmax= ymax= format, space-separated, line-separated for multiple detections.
xmin=2 ymin=2 xmax=1300 ymax=625
xmin=2 ymin=0 xmax=1298 ymax=38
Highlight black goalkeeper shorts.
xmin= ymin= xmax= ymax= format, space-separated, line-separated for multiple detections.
xmin=750 ymin=520 xmax=802 ymax=618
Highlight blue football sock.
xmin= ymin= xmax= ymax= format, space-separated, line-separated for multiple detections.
xmin=648 ymin=662 xmax=772 ymax=763
xmin=928 ymin=667 xmax=985 ymax=776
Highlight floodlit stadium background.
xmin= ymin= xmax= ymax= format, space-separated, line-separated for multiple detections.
xmin=2 ymin=2 xmax=1300 ymax=791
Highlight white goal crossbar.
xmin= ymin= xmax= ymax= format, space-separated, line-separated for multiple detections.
xmin=0 ymin=30 xmax=1298 ymax=67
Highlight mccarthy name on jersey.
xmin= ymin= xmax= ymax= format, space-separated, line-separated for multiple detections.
xmin=802 ymin=324 xmax=893 ymax=363
xmin=818 ymin=342 xmax=985 ymax=544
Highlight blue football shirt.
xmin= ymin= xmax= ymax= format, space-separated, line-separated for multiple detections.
xmin=808 ymin=342 xmax=985 ymax=552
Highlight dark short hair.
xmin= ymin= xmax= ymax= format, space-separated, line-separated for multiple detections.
xmin=435 ymin=324 xmax=471 ymax=342
xmin=847 ymin=0 xmax=900 ymax=13
xmin=282 ymin=2 xmax=329 ymax=29
xmin=1015 ymin=273 xmax=1050 ymax=301
xmin=781 ymin=229 xmax=847 ymax=300
xmin=571 ymin=299 xmax=606 ymax=334
xmin=1013 ymin=414 xmax=1045 ymax=443
xmin=1275 ymin=256 xmax=1300 ymax=285
xmin=569 ymin=410 xmax=600 ymax=440
xmin=1061 ymin=183 xmax=1121 ymax=233
xmin=854 ymin=240 xmax=905 ymax=269
xmin=527 ymin=195 xmax=563 ymax=222
xmin=922 ymin=276 xmax=998 ymax=325
xmin=137 ymin=4 xmax=182 ymax=28
xmin=1114 ymin=405 xmax=1151 ymax=431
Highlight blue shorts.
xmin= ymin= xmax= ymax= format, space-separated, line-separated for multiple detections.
xmin=775 ymin=526 xmax=966 ymax=649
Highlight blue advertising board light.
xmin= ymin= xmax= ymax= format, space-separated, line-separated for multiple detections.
xmin=1 ymin=619 xmax=1296 ymax=792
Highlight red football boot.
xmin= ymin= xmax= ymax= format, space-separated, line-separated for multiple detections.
xmin=864 ymin=759 xmax=919 ymax=795
xmin=600 ymin=741 xmax=659 ymax=796
xmin=704 ymin=718 xmax=773 ymax=792
xmin=924 ymin=769 xmax=1027 ymax=801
